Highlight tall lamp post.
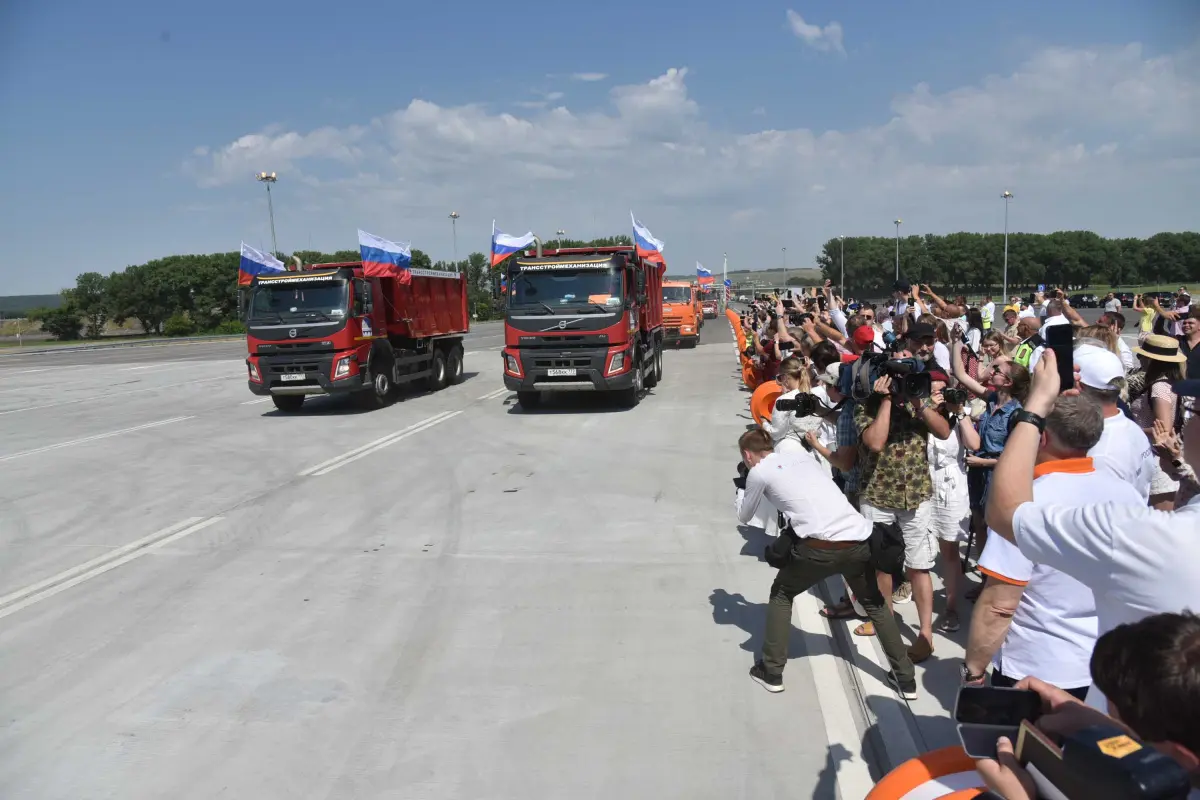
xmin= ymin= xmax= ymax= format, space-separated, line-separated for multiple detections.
xmin=255 ymin=172 xmax=279 ymax=256
xmin=1001 ymin=191 xmax=1013 ymax=303
xmin=782 ymin=246 xmax=788 ymax=292
xmin=893 ymin=219 xmax=902 ymax=281
xmin=839 ymin=235 xmax=845 ymax=298
xmin=449 ymin=211 xmax=460 ymax=261
xmin=556 ymin=229 xmax=566 ymax=247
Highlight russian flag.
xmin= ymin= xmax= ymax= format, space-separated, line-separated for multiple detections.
xmin=238 ymin=243 xmax=285 ymax=286
xmin=491 ymin=221 xmax=537 ymax=268
xmin=358 ymin=229 xmax=412 ymax=284
xmin=630 ymin=212 xmax=665 ymax=265
xmin=697 ymin=262 xmax=714 ymax=285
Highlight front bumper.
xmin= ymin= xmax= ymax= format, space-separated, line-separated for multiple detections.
xmin=502 ymin=347 xmax=635 ymax=392
xmin=663 ymin=326 xmax=699 ymax=343
xmin=247 ymin=352 xmax=365 ymax=396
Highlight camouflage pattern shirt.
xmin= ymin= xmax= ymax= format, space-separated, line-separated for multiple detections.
xmin=854 ymin=397 xmax=934 ymax=511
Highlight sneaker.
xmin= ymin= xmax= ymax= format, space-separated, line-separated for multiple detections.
xmin=939 ymin=610 xmax=961 ymax=633
xmin=892 ymin=581 xmax=913 ymax=605
xmin=749 ymin=661 xmax=785 ymax=693
xmin=887 ymin=673 xmax=919 ymax=701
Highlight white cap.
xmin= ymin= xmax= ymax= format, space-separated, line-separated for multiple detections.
xmin=1074 ymin=343 xmax=1124 ymax=390
xmin=818 ymin=362 xmax=841 ymax=385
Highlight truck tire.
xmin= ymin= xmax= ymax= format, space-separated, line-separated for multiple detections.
xmin=645 ymin=342 xmax=662 ymax=389
xmin=617 ymin=349 xmax=643 ymax=408
xmin=356 ymin=354 xmax=395 ymax=409
xmin=447 ymin=344 xmax=464 ymax=385
xmin=271 ymin=394 xmax=304 ymax=413
xmin=517 ymin=390 xmax=541 ymax=409
xmin=428 ymin=349 xmax=448 ymax=391
xmin=684 ymin=337 xmax=699 ymax=349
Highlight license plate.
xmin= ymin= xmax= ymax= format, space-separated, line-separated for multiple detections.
xmin=547 ymin=368 xmax=576 ymax=377
xmin=280 ymin=373 xmax=306 ymax=382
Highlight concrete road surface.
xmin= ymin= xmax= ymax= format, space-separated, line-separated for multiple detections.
xmin=0 ymin=317 xmax=873 ymax=799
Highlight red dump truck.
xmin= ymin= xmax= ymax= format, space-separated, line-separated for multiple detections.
xmin=244 ymin=262 xmax=469 ymax=411
xmin=501 ymin=245 xmax=665 ymax=408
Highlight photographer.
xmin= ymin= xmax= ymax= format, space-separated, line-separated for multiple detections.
xmin=854 ymin=322 xmax=952 ymax=662
xmin=733 ymin=429 xmax=917 ymax=698
xmin=762 ymin=356 xmax=824 ymax=458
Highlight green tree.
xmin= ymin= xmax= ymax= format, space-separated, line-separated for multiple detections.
xmin=65 ymin=272 xmax=110 ymax=338
xmin=40 ymin=305 xmax=84 ymax=340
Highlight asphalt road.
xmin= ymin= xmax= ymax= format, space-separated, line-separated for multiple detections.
xmin=0 ymin=315 xmax=864 ymax=799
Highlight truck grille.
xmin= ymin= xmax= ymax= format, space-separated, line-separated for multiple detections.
xmin=664 ymin=315 xmax=684 ymax=325
xmin=269 ymin=362 xmax=322 ymax=374
xmin=533 ymin=358 xmax=592 ymax=369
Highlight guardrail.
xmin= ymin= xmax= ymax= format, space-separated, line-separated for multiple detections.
xmin=0 ymin=334 xmax=244 ymax=357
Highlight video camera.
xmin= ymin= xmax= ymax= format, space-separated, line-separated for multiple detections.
xmin=943 ymin=387 xmax=968 ymax=406
xmin=840 ymin=353 xmax=932 ymax=402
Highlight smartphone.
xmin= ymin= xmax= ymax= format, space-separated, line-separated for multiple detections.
xmin=954 ymin=685 xmax=1043 ymax=758
xmin=1043 ymin=324 xmax=1075 ymax=391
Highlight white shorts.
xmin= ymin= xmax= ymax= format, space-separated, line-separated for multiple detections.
xmin=930 ymin=497 xmax=970 ymax=543
xmin=859 ymin=500 xmax=937 ymax=571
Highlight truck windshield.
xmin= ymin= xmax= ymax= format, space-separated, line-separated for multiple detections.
xmin=663 ymin=287 xmax=692 ymax=303
xmin=248 ymin=281 xmax=348 ymax=322
xmin=509 ymin=269 xmax=623 ymax=311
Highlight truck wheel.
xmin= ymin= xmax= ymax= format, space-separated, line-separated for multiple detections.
xmin=447 ymin=345 xmax=464 ymax=385
xmin=617 ymin=350 xmax=643 ymax=408
xmin=517 ymin=390 xmax=540 ymax=409
xmin=356 ymin=356 xmax=395 ymax=409
xmin=684 ymin=337 xmax=699 ymax=349
xmin=271 ymin=395 xmax=305 ymax=413
xmin=645 ymin=343 xmax=662 ymax=389
xmin=428 ymin=350 xmax=448 ymax=391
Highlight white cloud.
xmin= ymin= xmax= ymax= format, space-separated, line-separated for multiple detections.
xmin=786 ymin=10 xmax=845 ymax=55
xmin=570 ymin=72 xmax=608 ymax=82
xmin=185 ymin=43 xmax=1200 ymax=272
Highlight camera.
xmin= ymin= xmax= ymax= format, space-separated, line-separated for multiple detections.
xmin=774 ymin=392 xmax=822 ymax=416
xmin=943 ymin=387 xmax=968 ymax=406
xmin=842 ymin=354 xmax=932 ymax=401
xmin=733 ymin=460 xmax=749 ymax=490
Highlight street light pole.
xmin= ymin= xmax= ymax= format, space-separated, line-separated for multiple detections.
xmin=782 ymin=247 xmax=788 ymax=292
xmin=256 ymin=172 xmax=279 ymax=256
xmin=839 ymin=235 xmax=845 ymax=298
xmin=893 ymin=219 xmax=902 ymax=281
xmin=449 ymin=211 xmax=460 ymax=261
xmin=1001 ymin=191 xmax=1013 ymax=303
xmin=556 ymin=229 xmax=567 ymax=248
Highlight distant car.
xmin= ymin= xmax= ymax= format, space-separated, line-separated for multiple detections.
xmin=1068 ymin=293 xmax=1098 ymax=308
xmin=1114 ymin=292 xmax=1136 ymax=307
xmin=701 ymin=300 xmax=718 ymax=318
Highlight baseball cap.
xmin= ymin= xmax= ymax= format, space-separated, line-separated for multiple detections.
xmin=818 ymin=362 xmax=841 ymax=385
xmin=1003 ymin=305 xmax=1019 ymax=315
xmin=852 ymin=326 xmax=876 ymax=349
xmin=1074 ymin=344 xmax=1124 ymax=390
xmin=907 ymin=321 xmax=937 ymax=340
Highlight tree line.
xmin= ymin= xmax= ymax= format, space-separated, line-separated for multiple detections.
xmin=31 ymin=235 xmax=634 ymax=340
xmin=814 ymin=230 xmax=1200 ymax=297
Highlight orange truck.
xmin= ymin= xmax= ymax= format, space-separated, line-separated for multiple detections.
xmin=662 ymin=281 xmax=702 ymax=347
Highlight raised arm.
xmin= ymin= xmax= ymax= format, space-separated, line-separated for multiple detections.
xmin=949 ymin=325 xmax=989 ymax=396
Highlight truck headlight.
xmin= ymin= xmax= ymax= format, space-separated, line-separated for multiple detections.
xmin=607 ymin=351 xmax=625 ymax=375
xmin=683 ymin=326 xmax=694 ymax=333
xmin=505 ymin=354 xmax=520 ymax=374
xmin=333 ymin=356 xmax=352 ymax=378
xmin=247 ymin=361 xmax=261 ymax=382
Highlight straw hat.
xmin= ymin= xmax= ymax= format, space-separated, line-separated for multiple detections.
xmin=1132 ymin=334 xmax=1187 ymax=364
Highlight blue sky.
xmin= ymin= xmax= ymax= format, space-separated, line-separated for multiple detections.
xmin=1 ymin=0 xmax=1198 ymax=294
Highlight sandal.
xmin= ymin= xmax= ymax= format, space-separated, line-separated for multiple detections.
xmin=819 ymin=598 xmax=859 ymax=620
xmin=853 ymin=621 xmax=876 ymax=637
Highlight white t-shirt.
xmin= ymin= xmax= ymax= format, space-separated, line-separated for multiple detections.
xmin=933 ymin=341 xmax=951 ymax=374
xmin=1089 ymin=410 xmax=1154 ymax=501
xmin=1116 ymin=337 xmax=1137 ymax=372
xmin=810 ymin=384 xmax=839 ymax=448
xmin=927 ymin=423 xmax=969 ymax=508
xmin=966 ymin=327 xmax=982 ymax=354
xmin=736 ymin=451 xmax=872 ymax=542
xmin=1104 ymin=299 xmax=1121 ymax=312
xmin=1018 ymin=306 xmax=1037 ymax=320
xmin=1012 ymin=492 xmax=1200 ymax=708
xmin=979 ymin=462 xmax=1138 ymax=688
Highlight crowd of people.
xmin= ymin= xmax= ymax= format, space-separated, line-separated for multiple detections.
xmin=729 ymin=279 xmax=1200 ymax=798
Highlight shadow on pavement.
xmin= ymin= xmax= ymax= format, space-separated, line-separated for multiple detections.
xmin=260 ymin=372 xmax=482 ymax=416
xmin=505 ymin=389 xmax=655 ymax=415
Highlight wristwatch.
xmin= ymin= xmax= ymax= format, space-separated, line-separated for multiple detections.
xmin=960 ymin=661 xmax=987 ymax=683
xmin=1008 ymin=409 xmax=1046 ymax=434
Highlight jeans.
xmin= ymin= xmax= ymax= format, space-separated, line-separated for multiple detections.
xmin=762 ymin=539 xmax=916 ymax=685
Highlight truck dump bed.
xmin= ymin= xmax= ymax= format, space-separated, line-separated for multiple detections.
xmin=381 ymin=268 xmax=470 ymax=339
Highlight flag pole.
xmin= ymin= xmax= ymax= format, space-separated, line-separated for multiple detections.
xmin=722 ymin=251 xmax=728 ymax=311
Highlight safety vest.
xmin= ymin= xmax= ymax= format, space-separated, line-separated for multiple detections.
xmin=1012 ymin=334 xmax=1043 ymax=368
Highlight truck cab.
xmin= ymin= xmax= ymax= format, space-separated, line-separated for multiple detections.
xmin=662 ymin=281 xmax=701 ymax=348
xmin=501 ymin=246 xmax=664 ymax=409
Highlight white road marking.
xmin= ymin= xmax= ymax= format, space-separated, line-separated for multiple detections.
xmin=0 ymin=416 xmax=194 ymax=463
xmin=477 ymin=388 xmax=509 ymax=401
xmin=240 ymin=397 xmax=272 ymax=405
xmin=0 ymin=373 xmax=241 ymax=416
xmin=0 ymin=517 xmax=224 ymax=621
xmin=6 ymin=368 xmax=51 ymax=375
xmin=299 ymin=410 xmax=463 ymax=477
